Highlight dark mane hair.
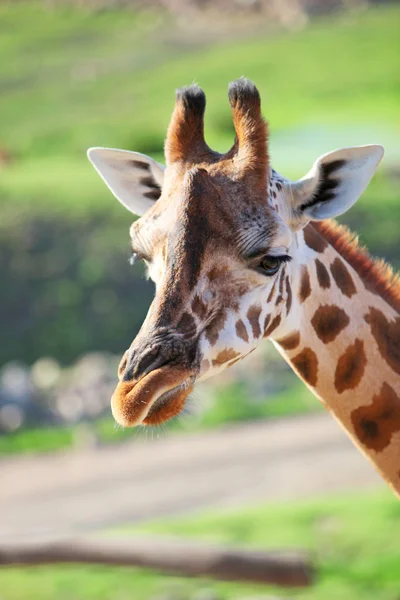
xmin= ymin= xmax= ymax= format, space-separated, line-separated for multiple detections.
xmin=312 ymin=220 xmax=400 ymax=313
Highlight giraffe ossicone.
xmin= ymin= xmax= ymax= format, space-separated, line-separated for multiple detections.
xmin=88 ymin=79 xmax=400 ymax=496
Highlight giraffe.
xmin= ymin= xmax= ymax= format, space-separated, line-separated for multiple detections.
xmin=88 ymin=79 xmax=400 ymax=496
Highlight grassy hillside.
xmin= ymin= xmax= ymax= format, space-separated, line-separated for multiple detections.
xmin=0 ymin=3 xmax=399 ymax=368
xmin=1 ymin=3 xmax=399 ymax=202
xmin=0 ymin=489 xmax=399 ymax=599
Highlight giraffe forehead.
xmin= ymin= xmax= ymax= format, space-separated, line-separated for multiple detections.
xmin=137 ymin=185 xmax=283 ymax=264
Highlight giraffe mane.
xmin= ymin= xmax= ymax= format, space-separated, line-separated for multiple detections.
xmin=312 ymin=220 xmax=400 ymax=313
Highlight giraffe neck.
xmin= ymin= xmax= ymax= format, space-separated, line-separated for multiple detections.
xmin=272 ymin=222 xmax=400 ymax=496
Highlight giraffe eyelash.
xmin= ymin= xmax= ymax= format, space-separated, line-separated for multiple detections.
xmin=274 ymin=254 xmax=292 ymax=264
xmin=129 ymin=251 xmax=150 ymax=266
xmin=251 ymin=253 xmax=292 ymax=267
xmin=129 ymin=252 xmax=139 ymax=266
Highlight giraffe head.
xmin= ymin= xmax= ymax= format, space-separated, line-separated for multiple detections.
xmin=88 ymin=79 xmax=383 ymax=427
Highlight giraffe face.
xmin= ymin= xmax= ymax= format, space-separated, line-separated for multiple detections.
xmin=88 ymin=79 xmax=383 ymax=428
xmin=128 ymin=164 xmax=293 ymax=389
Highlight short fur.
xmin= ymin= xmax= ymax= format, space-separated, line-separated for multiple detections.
xmin=165 ymin=84 xmax=217 ymax=165
xmin=312 ymin=220 xmax=400 ymax=313
xmin=227 ymin=78 xmax=269 ymax=182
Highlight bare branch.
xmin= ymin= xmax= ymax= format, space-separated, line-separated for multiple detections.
xmin=0 ymin=536 xmax=313 ymax=588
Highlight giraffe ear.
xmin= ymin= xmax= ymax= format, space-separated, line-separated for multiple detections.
xmin=87 ymin=148 xmax=165 ymax=216
xmin=289 ymin=145 xmax=384 ymax=229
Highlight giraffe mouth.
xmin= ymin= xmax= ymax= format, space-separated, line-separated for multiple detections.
xmin=111 ymin=366 xmax=196 ymax=427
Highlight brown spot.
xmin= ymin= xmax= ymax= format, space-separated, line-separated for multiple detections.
xmin=247 ymin=305 xmax=262 ymax=339
xmin=276 ymin=331 xmax=300 ymax=351
xmin=278 ymin=268 xmax=285 ymax=296
xmin=291 ymin=348 xmax=318 ymax=386
xmin=206 ymin=311 xmax=227 ymax=346
xmin=311 ymin=305 xmax=350 ymax=343
xmin=312 ymin=220 xmax=400 ymax=314
xmin=299 ymin=265 xmax=311 ymax=303
xmin=267 ymin=277 xmax=278 ymax=303
xmin=303 ymin=225 xmax=328 ymax=253
xmin=177 ymin=312 xmax=196 ymax=334
xmin=264 ymin=314 xmax=282 ymax=338
xmin=212 ymin=348 xmax=240 ymax=367
xmin=334 ymin=339 xmax=366 ymax=393
xmin=365 ymin=308 xmax=400 ymax=376
xmin=192 ymin=295 xmax=208 ymax=319
xmin=315 ymin=259 xmax=330 ymax=289
xmin=330 ymin=258 xmax=357 ymax=298
xmin=235 ymin=319 xmax=249 ymax=343
xmin=276 ymin=182 xmax=282 ymax=191
xmin=285 ymin=276 xmax=292 ymax=313
xmin=351 ymin=383 xmax=400 ymax=452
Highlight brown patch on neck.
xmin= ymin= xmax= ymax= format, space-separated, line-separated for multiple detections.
xmin=311 ymin=305 xmax=350 ymax=343
xmin=291 ymin=347 xmax=318 ymax=386
xmin=299 ymin=265 xmax=311 ymax=303
xmin=334 ymin=339 xmax=367 ymax=393
xmin=351 ymin=382 xmax=400 ymax=452
xmin=330 ymin=257 xmax=357 ymax=298
xmin=303 ymin=224 xmax=329 ymax=253
xmin=315 ymin=259 xmax=330 ymax=289
xmin=365 ymin=308 xmax=400 ymax=376
xmin=312 ymin=221 xmax=400 ymax=313
xmin=276 ymin=331 xmax=300 ymax=351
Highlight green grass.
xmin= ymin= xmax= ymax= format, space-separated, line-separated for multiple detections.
xmin=1 ymin=3 xmax=399 ymax=211
xmin=1 ymin=489 xmax=399 ymax=599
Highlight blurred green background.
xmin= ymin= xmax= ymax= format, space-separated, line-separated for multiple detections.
xmin=0 ymin=1 xmax=399 ymax=599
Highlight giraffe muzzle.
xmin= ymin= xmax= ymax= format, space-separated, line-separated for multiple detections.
xmin=111 ymin=365 xmax=196 ymax=427
xmin=112 ymin=325 xmax=199 ymax=427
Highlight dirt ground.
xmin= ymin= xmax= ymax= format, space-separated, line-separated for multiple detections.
xmin=0 ymin=413 xmax=382 ymax=543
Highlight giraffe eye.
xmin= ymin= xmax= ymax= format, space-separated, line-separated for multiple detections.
xmin=260 ymin=256 xmax=280 ymax=275
xmin=258 ymin=254 xmax=291 ymax=276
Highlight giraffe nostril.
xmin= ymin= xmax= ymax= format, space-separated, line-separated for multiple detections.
xmin=123 ymin=346 xmax=166 ymax=382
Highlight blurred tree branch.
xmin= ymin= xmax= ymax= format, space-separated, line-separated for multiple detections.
xmin=0 ymin=536 xmax=314 ymax=587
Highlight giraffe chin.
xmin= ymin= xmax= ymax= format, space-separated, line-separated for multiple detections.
xmin=111 ymin=366 xmax=195 ymax=427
